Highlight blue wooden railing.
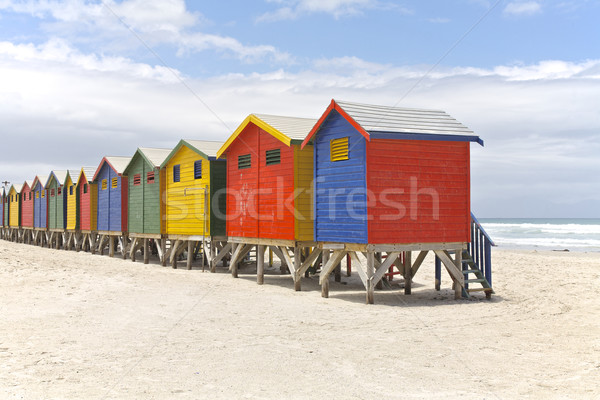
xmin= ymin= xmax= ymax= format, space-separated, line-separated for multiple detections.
xmin=435 ymin=213 xmax=495 ymax=290
xmin=468 ymin=213 xmax=495 ymax=286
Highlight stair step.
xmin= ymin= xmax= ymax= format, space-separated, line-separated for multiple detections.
xmin=462 ymin=269 xmax=481 ymax=275
xmin=467 ymin=287 xmax=494 ymax=293
xmin=465 ymin=278 xmax=487 ymax=284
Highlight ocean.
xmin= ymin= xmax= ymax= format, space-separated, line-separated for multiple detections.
xmin=478 ymin=218 xmax=600 ymax=252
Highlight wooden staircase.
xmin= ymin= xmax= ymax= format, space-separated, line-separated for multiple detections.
xmin=461 ymin=249 xmax=494 ymax=299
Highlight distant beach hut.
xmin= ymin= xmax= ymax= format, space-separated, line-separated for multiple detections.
xmin=46 ymin=170 xmax=68 ymax=248
xmin=64 ymin=170 xmax=78 ymax=230
xmin=21 ymin=180 xmax=34 ymax=229
xmin=123 ymin=147 xmax=171 ymax=263
xmin=160 ymin=140 xmax=227 ymax=269
xmin=8 ymin=184 xmax=23 ymax=231
xmin=76 ymin=167 xmax=98 ymax=252
xmin=0 ymin=188 xmax=4 ymax=228
xmin=32 ymin=174 xmax=48 ymax=232
xmin=301 ymin=99 xmax=491 ymax=302
xmin=216 ymin=114 xmax=317 ymax=288
xmin=92 ymin=156 xmax=131 ymax=257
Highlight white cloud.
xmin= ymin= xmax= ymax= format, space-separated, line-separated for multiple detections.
xmin=427 ymin=17 xmax=450 ymax=24
xmin=257 ymin=0 xmax=411 ymax=22
xmin=0 ymin=43 xmax=599 ymax=217
xmin=503 ymin=1 xmax=542 ymax=16
xmin=0 ymin=0 xmax=289 ymax=63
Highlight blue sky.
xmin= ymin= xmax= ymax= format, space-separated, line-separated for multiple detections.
xmin=0 ymin=0 xmax=599 ymax=217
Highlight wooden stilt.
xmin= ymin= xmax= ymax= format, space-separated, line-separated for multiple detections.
xmin=257 ymin=245 xmax=265 ymax=285
xmin=161 ymin=239 xmax=167 ymax=266
xmin=171 ymin=240 xmax=182 ymax=269
xmin=366 ymin=251 xmax=375 ymax=304
xmin=187 ymin=240 xmax=194 ymax=270
xmin=143 ymin=238 xmax=149 ymax=264
xmin=375 ymin=252 xmax=383 ymax=289
xmin=210 ymin=240 xmax=217 ymax=273
xmin=321 ymin=278 xmax=329 ymax=298
xmin=294 ymin=246 xmax=302 ymax=291
xmin=108 ymin=236 xmax=115 ymax=258
xmin=231 ymin=243 xmax=239 ymax=278
xmin=130 ymin=238 xmax=139 ymax=262
xmin=454 ymin=249 xmax=462 ymax=300
xmin=404 ymin=251 xmax=412 ymax=295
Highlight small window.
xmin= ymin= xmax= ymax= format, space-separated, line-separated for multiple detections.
xmin=29 ymin=192 xmax=32 ymax=200
xmin=266 ymin=149 xmax=281 ymax=166
xmin=51 ymin=189 xmax=55 ymax=197
xmin=133 ymin=174 xmax=141 ymax=186
xmin=58 ymin=188 xmax=62 ymax=195
xmin=83 ymin=184 xmax=88 ymax=194
xmin=42 ymin=190 xmax=45 ymax=198
xmin=111 ymin=177 xmax=118 ymax=188
xmin=101 ymin=179 xmax=107 ymax=190
xmin=36 ymin=191 xmax=39 ymax=199
xmin=331 ymin=137 xmax=349 ymax=162
xmin=194 ymin=160 xmax=202 ymax=179
xmin=238 ymin=154 xmax=251 ymax=170
xmin=147 ymin=171 xmax=155 ymax=184
xmin=173 ymin=165 xmax=180 ymax=183
xmin=70 ymin=186 xmax=74 ymax=195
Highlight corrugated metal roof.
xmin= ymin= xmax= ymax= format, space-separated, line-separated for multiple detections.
xmin=33 ymin=174 xmax=49 ymax=188
xmin=253 ymin=114 xmax=318 ymax=141
xmin=104 ymin=156 xmax=132 ymax=174
xmin=48 ymin=170 xmax=68 ymax=186
xmin=66 ymin=169 xmax=79 ymax=183
xmin=184 ymin=140 xmax=224 ymax=159
xmin=81 ymin=167 xmax=96 ymax=183
xmin=138 ymin=148 xmax=172 ymax=167
xmin=335 ymin=100 xmax=474 ymax=136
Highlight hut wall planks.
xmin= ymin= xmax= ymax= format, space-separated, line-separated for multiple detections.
xmin=256 ymin=130 xmax=295 ymax=241
xmin=366 ymin=139 xmax=471 ymax=244
xmin=164 ymin=145 xmax=211 ymax=236
xmin=126 ymin=152 xmax=161 ymax=235
xmin=293 ymin=144 xmax=314 ymax=242
xmin=8 ymin=187 xmax=21 ymax=227
xmin=65 ymin=174 xmax=78 ymax=230
xmin=32 ymin=181 xmax=47 ymax=229
xmin=313 ymin=110 xmax=368 ymax=244
xmin=78 ymin=172 xmax=97 ymax=231
xmin=21 ymin=183 xmax=34 ymax=228
xmin=96 ymin=162 xmax=127 ymax=232
xmin=209 ymin=160 xmax=227 ymax=237
xmin=226 ymin=124 xmax=259 ymax=239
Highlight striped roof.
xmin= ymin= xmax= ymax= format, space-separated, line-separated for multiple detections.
xmin=46 ymin=170 xmax=68 ymax=187
xmin=138 ymin=148 xmax=172 ymax=167
xmin=65 ymin=169 xmax=80 ymax=184
xmin=217 ymin=114 xmax=317 ymax=158
xmin=32 ymin=174 xmax=49 ymax=189
xmin=160 ymin=140 xmax=224 ymax=168
xmin=78 ymin=167 xmax=96 ymax=184
xmin=302 ymin=99 xmax=482 ymax=147
xmin=10 ymin=183 xmax=23 ymax=194
xmin=335 ymin=100 xmax=474 ymax=135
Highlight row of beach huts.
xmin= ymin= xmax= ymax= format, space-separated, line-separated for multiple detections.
xmin=0 ymin=99 xmax=495 ymax=303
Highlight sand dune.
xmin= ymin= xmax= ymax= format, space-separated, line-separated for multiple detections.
xmin=1 ymin=240 xmax=598 ymax=399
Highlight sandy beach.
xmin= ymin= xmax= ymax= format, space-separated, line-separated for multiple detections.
xmin=0 ymin=240 xmax=598 ymax=399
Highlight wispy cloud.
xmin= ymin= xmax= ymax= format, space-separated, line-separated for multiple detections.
xmin=0 ymin=0 xmax=290 ymax=63
xmin=503 ymin=1 xmax=542 ymax=16
xmin=427 ymin=17 xmax=451 ymax=24
xmin=256 ymin=0 xmax=411 ymax=22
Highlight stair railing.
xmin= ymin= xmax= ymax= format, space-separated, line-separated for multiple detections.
xmin=468 ymin=213 xmax=496 ymax=286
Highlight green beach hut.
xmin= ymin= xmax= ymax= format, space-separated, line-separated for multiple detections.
xmin=123 ymin=147 xmax=171 ymax=263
